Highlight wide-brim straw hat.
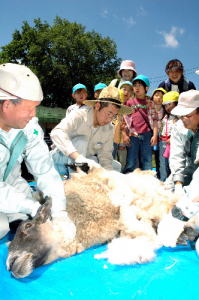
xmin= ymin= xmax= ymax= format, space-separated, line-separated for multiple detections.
xmin=84 ymin=86 xmax=133 ymax=115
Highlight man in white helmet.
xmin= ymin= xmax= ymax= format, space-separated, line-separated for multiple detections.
xmin=0 ymin=63 xmax=75 ymax=239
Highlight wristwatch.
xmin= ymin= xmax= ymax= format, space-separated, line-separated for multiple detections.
xmin=171 ymin=205 xmax=189 ymax=222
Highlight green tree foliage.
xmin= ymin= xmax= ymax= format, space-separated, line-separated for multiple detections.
xmin=0 ymin=17 xmax=120 ymax=107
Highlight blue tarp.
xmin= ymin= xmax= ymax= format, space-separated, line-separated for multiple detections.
xmin=0 ymin=235 xmax=198 ymax=300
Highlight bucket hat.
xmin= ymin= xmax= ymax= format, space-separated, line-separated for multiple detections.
xmin=84 ymin=86 xmax=133 ymax=115
xmin=171 ymin=90 xmax=199 ymax=116
xmin=151 ymin=87 xmax=167 ymax=98
xmin=133 ymin=75 xmax=150 ymax=87
xmin=118 ymin=60 xmax=137 ymax=77
xmin=0 ymin=63 xmax=43 ymax=101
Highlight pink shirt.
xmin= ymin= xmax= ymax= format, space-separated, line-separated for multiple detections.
xmin=124 ymin=97 xmax=158 ymax=134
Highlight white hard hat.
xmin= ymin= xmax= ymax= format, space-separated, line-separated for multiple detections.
xmin=0 ymin=63 xmax=43 ymax=101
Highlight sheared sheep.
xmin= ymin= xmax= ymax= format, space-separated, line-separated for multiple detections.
xmin=6 ymin=167 xmax=198 ymax=278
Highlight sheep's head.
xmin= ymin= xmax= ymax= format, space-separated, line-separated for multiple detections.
xmin=6 ymin=198 xmax=76 ymax=279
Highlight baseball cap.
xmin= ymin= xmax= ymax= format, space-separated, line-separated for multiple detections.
xmin=0 ymin=63 xmax=43 ymax=101
xmin=94 ymin=82 xmax=107 ymax=92
xmin=162 ymin=91 xmax=179 ymax=105
xmin=72 ymin=83 xmax=87 ymax=94
xmin=119 ymin=81 xmax=133 ymax=89
xmin=171 ymin=90 xmax=199 ymax=116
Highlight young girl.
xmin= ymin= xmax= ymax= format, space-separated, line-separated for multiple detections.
xmin=159 ymin=91 xmax=179 ymax=181
xmin=151 ymin=88 xmax=167 ymax=178
xmin=109 ymin=60 xmax=137 ymax=88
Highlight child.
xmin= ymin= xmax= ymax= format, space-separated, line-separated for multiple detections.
xmin=119 ymin=81 xmax=134 ymax=103
xmin=113 ymin=81 xmax=134 ymax=168
xmin=94 ymin=82 xmax=107 ymax=99
xmin=122 ymin=75 xmax=158 ymax=173
xmin=66 ymin=83 xmax=88 ymax=116
xmin=151 ymin=87 xmax=167 ymax=178
xmin=159 ymin=91 xmax=179 ymax=181
xmin=109 ymin=60 xmax=137 ymax=88
xmin=158 ymin=59 xmax=196 ymax=93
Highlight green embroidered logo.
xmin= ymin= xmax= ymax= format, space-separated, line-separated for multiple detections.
xmin=33 ymin=129 xmax=39 ymax=135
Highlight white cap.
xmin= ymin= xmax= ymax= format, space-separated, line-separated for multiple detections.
xmin=0 ymin=63 xmax=43 ymax=101
xmin=171 ymin=90 xmax=199 ymax=116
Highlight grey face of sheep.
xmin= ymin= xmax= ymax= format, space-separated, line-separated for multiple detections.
xmin=7 ymin=199 xmax=53 ymax=279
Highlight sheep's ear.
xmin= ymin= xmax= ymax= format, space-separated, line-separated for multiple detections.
xmin=34 ymin=197 xmax=52 ymax=224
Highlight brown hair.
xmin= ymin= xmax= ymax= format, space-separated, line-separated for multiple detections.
xmin=165 ymin=59 xmax=184 ymax=74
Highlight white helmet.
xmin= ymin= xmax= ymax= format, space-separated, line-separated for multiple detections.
xmin=0 ymin=63 xmax=43 ymax=101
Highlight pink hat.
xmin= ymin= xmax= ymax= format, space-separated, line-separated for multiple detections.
xmin=118 ymin=60 xmax=137 ymax=77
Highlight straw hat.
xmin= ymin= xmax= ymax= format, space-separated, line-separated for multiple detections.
xmin=84 ymin=86 xmax=133 ymax=115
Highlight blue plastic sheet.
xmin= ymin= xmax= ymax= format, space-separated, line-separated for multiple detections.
xmin=0 ymin=235 xmax=199 ymax=300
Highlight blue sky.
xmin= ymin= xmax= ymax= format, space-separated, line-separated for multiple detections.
xmin=1 ymin=0 xmax=199 ymax=93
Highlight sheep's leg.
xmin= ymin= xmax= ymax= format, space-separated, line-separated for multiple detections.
xmin=95 ymin=236 xmax=158 ymax=265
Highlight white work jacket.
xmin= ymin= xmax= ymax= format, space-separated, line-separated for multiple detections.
xmin=0 ymin=117 xmax=66 ymax=216
xmin=51 ymin=107 xmax=114 ymax=170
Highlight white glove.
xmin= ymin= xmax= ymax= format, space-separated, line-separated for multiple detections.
xmin=174 ymin=184 xmax=185 ymax=197
xmin=75 ymin=155 xmax=101 ymax=170
xmin=157 ymin=213 xmax=185 ymax=247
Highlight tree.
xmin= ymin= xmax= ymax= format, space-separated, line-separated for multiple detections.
xmin=0 ymin=17 xmax=121 ymax=107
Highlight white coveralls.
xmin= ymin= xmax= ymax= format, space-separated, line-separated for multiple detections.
xmin=167 ymin=120 xmax=199 ymax=219
xmin=0 ymin=117 xmax=66 ymax=238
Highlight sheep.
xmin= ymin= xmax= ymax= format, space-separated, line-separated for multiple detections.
xmin=6 ymin=167 xmax=198 ymax=278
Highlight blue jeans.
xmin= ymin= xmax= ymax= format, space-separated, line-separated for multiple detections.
xmin=123 ymin=131 xmax=152 ymax=173
xmin=159 ymin=141 xmax=171 ymax=181
xmin=51 ymin=150 xmax=72 ymax=178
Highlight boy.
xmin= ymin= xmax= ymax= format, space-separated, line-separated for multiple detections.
xmin=122 ymin=75 xmax=158 ymax=173
xmin=151 ymin=87 xmax=167 ymax=178
xmin=119 ymin=81 xmax=134 ymax=104
xmin=66 ymin=83 xmax=88 ymax=116
xmin=113 ymin=81 xmax=134 ymax=168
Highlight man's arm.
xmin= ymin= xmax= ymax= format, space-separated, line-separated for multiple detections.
xmin=0 ymin=181 xmax=40 ymax=215
xmin=24 ymin=120 xmax=67 ymax=214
